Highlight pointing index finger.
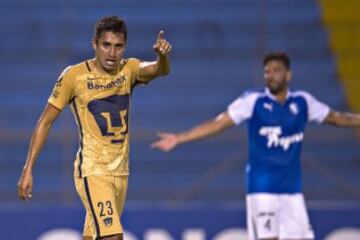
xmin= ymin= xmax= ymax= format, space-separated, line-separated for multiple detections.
xmin=157 ymin=30 xmax=164 ymax=41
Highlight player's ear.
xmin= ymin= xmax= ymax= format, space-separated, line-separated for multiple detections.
xmin=92 ymin=38 xmax=97 ymax=51
xmin=286 ymin=70 xmax=292 ymax=83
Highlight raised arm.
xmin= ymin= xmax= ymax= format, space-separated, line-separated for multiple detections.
xmin=323 ymin=110 xmax=360 ymax=128
xmin=151 ymin=112 xmax=236 ymax=152
xmin=17 ymin=103 xmax=61 ymax=201
xmin=136 ymin=31 xmax=171 ymax=83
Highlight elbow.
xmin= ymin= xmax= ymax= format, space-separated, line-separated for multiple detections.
xmin=325 ymin=111 xmax=342 ymax=127
xmin=335 ymin=119 xmax=343 ymax=127
xmin=328 ymin=119 xmax=341 ymax=127
xmin=160 ymin=67 xmax=170 ymax=76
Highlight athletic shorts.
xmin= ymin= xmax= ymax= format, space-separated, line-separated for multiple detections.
xmin=74 ymin=175 xmax=128 ymax=239
xmin=246 ymin=193 xmax=314 ymax=240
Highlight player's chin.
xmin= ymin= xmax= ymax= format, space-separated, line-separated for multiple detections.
xmin=103 ymin=64 xmax=116 ymax=72
xmin=268 ymin=85 xmax=282 ymax=94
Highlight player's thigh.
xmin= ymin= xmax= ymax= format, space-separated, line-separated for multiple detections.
xmin=278 ymin=194 xmax=314 ymax=240
xmin=75 ymin=177 xmax=95 ymax=238
xmin=114 ymin=175 xmax=128 ymax=216
xmin=82 ymin=212 xmax=93 ymax=238
xmin=75 ymin=175 xmax=123 ymax=239
xmin=246 ymin=193 xmax=280 ymax=240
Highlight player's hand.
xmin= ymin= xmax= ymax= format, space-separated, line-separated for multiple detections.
xmin=17 ymin=168 xmax=33 ymax=201
xmin=151 ymin=132 xmax=178 ymax=152
xmin=153 ymin=31 xmax=172 ymax=57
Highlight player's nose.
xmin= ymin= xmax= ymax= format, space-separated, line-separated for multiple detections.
xmin=109 ymin=47 xmax=116 ymax=58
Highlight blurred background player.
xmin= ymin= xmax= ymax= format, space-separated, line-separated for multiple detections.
xmin=151 ymin=52 xmax=360 ymax=240
xmin=17 ymin=15 xmax=171 ymax=240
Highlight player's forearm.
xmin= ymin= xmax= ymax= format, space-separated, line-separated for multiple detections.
xmin=176 ymin=120 xmax=224 ymax=144
xmin=155 ymin=55 xmax=170 ymax=76
xmin=137 ymin=56 xmax=170 ymax=83
xmin=23 ymin=120 xmax=53 ymax=171
xmin=331 ymin=111 xmax=360 ymax=127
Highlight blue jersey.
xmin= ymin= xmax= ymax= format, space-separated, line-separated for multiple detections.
xmin=227 ymin=88 xmax=330 ymax=194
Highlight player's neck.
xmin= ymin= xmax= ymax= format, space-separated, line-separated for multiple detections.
xmin=274 ymin=90 xmax=288 ymax=104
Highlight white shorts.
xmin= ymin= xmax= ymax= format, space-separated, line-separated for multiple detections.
xmin=246 ymin=193 xmax=314 ymax=240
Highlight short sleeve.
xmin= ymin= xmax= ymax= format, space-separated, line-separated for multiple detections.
xmin=126 ymin=58 xmax=141 ymax=87
xmin=298 ymin=91 xmax=330 ymax=123
xmin=48 ymin=67 xmax=75 ymax=111
xmin=227 ymin=92 xmax=259 ymax=125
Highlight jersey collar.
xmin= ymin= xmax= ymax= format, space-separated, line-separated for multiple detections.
xmin=265 ymin=87 xmax=292 ymax=102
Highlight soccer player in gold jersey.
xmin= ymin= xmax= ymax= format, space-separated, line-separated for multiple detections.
xmin=17 ymin=16 xmax=171 ymax=240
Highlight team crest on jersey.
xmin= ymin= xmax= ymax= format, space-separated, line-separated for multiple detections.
xmin=289 ymin=103 xmax=299 ymax=115
xmin=103 ymin=217 xmax=113 ymax=227
xmin=263 ymin=102 xmax=273 ymax=112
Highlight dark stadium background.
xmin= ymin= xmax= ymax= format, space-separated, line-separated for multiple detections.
xmin=0 ymin=0 xmax=359 ymax=239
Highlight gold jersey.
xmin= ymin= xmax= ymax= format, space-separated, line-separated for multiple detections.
xmin=48 ymin=58 xmax=140 ymax=177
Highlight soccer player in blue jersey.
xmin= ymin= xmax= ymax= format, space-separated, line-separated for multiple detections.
xmin=151 ymin=52 xmax=360 ymax=240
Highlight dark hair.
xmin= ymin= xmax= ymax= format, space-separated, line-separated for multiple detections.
xmin=263 ymin=52 xmax=291 ymax=69
xmin=94 ymin=16 xmax=127 ymax=43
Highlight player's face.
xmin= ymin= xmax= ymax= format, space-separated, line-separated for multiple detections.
xmin=93 ymin=31 xmax=126 ymax=74
xmin=264 ymin=60 xmax=291 ymax=95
